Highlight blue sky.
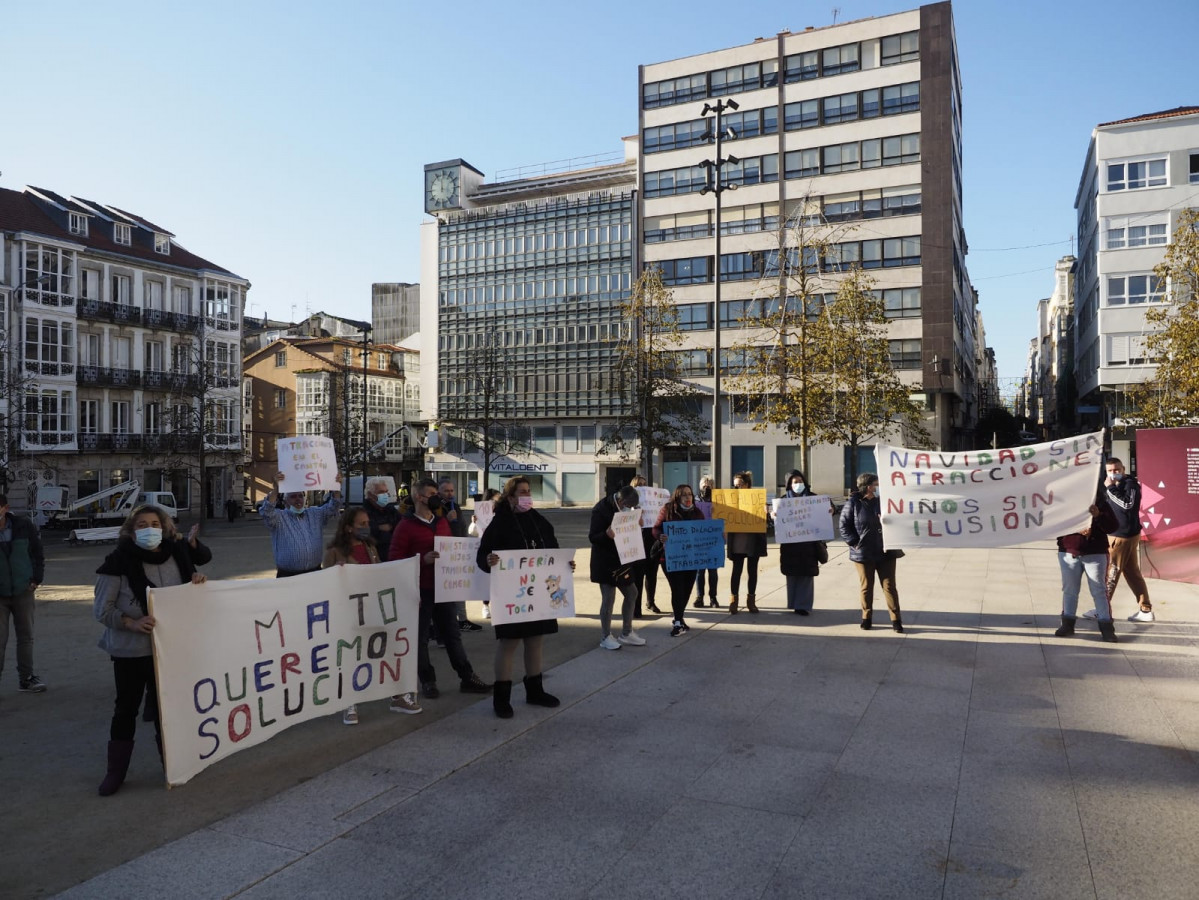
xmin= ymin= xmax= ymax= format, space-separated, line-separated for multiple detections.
xmin=4 ymin=0 xmax=1196 ymax=383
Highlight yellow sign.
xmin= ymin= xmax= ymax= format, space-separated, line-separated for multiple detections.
xmin=711 ymin=488 xmax=767 ymax=533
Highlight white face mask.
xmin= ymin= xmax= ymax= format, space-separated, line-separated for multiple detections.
xmin=791 ymin=480 xmax=804 ymax=491
xmin=134 ymin=527 xmax=163 ymax=550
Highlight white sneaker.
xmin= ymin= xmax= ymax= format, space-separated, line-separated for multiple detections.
xmin=618 ymin=630 xmax=646 ymax=647
xmin=482 ymin=604 xmax=491 ymax=619
xmin=1081 ymin=608 xmax=1098 ymax=620
xmin=1128 ymin=608 xmax=1155 ymax=623
xmin=342 ymin=705 xmax=359 ymax=725
xmin=599 ymin=634 xmax=622 ymax=650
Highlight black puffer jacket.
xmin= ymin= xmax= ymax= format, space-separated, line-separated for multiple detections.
xmin=588 ymin=495 xmax=625 ymax=585
xmin=839 ymin=492 xmax=886 ymax=563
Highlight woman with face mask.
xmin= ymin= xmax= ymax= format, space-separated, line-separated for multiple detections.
xmin=778 ymin=470 xmax=828 ymax=616
xmin=93 ymin=505 xmax=210 ymax=796
xmin=653 ymin=484 xmax=708 ymax=636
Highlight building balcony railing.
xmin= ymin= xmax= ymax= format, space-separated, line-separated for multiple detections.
xmin=143 ymin=308 xmax=203 ymax=334
xmin=78 ymin=299 xmax=141 ymax=325
xmin=23 ymin=361 xmax=76 ymax=377
xmin=206 ymin=316 xmax=238 ymax=332
xmin=20 ymin=431 xmax=77 ymax=449
xmin=142 ymin=370 xmax=203 ymax=392
xmin=76 ymin=365 xmax=142 ymax=388
xmin=76 ymin=432 xmax=205 ymax=453
xmin=18 ymin=288 xmax=75 ymax=309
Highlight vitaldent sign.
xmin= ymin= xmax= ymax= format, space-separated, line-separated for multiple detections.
xmin=490 ymin=458 xmax=555 ymax=473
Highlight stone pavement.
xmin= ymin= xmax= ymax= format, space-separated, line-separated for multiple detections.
xmin=58 ymin=542 xmax=1199 ymax=899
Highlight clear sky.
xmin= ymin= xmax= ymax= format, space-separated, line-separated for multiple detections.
xmin=3 ymin=0 xmax=1196 ymax=384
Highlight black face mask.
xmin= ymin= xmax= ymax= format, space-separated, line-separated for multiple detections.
xmin=425 ymin=495 xmax=443 ymax=512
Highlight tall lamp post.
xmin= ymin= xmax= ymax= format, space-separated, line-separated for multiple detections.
xmin=361 ymin=325 xmax=373 ymax=501
xmin=700 ymin=98 xmax=739 ymax=486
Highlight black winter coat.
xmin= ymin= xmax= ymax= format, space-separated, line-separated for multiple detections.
xmin=839 ymin=493 xmax=886 ymax=563
xmin=588 ymin=495 xmax=625 ymax=585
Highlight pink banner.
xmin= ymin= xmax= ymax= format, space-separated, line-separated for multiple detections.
xmin=1136 ymin=427 xmax=1199 ymax=585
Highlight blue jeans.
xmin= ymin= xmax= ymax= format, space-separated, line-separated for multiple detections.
xmin=1059 ymin=552 xmax=1110 ymax=620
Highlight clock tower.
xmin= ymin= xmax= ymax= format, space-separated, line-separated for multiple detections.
xmin=423 ymin=159 xmax=483 ymax=214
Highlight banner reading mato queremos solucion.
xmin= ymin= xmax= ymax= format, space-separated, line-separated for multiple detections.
xmin=150 ymin=559 xmax=420 ymax=786
xmin=876 ymin=431 xmax=1105 ymax=549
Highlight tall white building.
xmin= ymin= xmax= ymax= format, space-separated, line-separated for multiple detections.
xmin=639 ymin=1 xmax=976 ymax=493
xmin=372 ymin=282 xmax=420 ymax=346
xmin=1073 ymin=106 xmax=1199 ymax=429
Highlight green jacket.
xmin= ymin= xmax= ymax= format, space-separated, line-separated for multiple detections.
xmin=0 ymin=514 xmax=45 ymax=596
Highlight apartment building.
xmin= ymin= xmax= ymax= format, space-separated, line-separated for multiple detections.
xmin=0 ymin=185 xmax=247 ymax=517
xmin=419 ymin=149 xmax=638 ymax=504
xmin=1073 ymin=106 xmax=1199 ymax=430
xmin=372 ymin=282 xmax=420 ymax=346
xmin=639 ymin=1 xmax=976 ymax=492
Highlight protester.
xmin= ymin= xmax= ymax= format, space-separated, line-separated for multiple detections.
xmin=0 ymin=493 xmax=47 ymax=694
xmin=224 ymin=497 xmax=238 ymax=524
xmin=1091 ymin=457 xmax=1154 ymax=623
xmin=476 ymin=476 xmax=573 ymax=718
xmin=389 ymin=479 xmax=491 ymax=701
xmin=839 ymin=472 xmax=903 ymax=632
xmin=93 ymin=505 xmax=210 ymax=795
xmin=363 ymin=478 xmax=400 ymax=562
xmin=468 ymin=488 xmax=501 ymax=619
xmin=629 ymin=475 xmax=662 ymax=615
xmin=260 ymin=471 xmax=342 ymax=577
xmin=324 ymin=506 xmax=422 ymax=722
xmin=589 ymin=485 xmax=647 ymax=650
xmin=779 ymin=470 xmax=828 ymax=615
xmin=727 ymin=471 xmax=767 ymax=614
xmin=439 ymin=478 xmax=482 ymax=632
xmin=1055 ymin=503 xmax=1118 ymax=643
xmin=653 ymin=484 xmax=706 ymax=636
xmin=693 ymin=476 xmax=720 ymax=608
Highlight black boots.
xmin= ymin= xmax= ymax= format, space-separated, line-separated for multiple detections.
xmin=860 ymin=613 xmax=873 ymax=630
xmin=1055 ymin=615 xmax=1077 ymax=637
xmin=729 ymin=595 xmax=739 ymax=614
xmin=892 ymin=617 xmax=904 ymax=634
xmin=493 ymin=680 xmax=514 ymax=719
xmin=98 ymin=740 xmax=135 ymax=796
xmin=746 ymin=594 xmax=759 ymax=614
xmin=1098 ymin=620 xmax=1118 ymax=643
xmin=523 ymin=674 xmax=560 ymax=708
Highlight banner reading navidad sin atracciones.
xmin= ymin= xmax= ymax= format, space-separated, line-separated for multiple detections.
xmin=876 ymin=430 xmax=1105 ymax=549
xmin=150 ymin=559 xmax=420 ymax=786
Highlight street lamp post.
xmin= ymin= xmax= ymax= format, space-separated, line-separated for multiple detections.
xmin=361 ymin=326 xmax=372 ymax=502
xmin=700 ymin=98 xmax=739 ymax=487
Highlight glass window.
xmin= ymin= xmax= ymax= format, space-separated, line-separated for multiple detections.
xmin=784 ymin=50 xmax=819 ymax=82
xmin=533 ymin=426 xmax=556 ymax=453
xmin=888 ymin=339 xmax=922 ymax=369
xmin=881 ymin=31 xmax=920 ymax=65
xmin=821 ymin=42 xmax=860 ymax=76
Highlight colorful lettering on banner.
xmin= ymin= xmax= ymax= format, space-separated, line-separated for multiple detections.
xmin=876 ymin=430 xmax=1105 ymax=549
xmin=473 ymin=500 xmax=495 ymax=535
xmin=488 ymin=550 xmax=576 ymax=624
xmin=662 ymin=520 xmax=726 ymax=572
xmin=711 ymin=489 xmax=767 ymax=534
xmin=275 ymin=436 xmax=340 ymax=493
xmin=434 ymin=536 xmax=488 ymax=604
xmin=612 ymin=509 xmax=647 ymax=564
xmin=635 ymin=487 xmax=671 ymax=529
xmin=773 ymin=495 xmax=837 ymax=543
xmin=150 ymin=558 xmax=420 ymax=786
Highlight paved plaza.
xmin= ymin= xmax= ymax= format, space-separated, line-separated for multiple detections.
xmin=34 ymin=525 xmax=1199 ymax=900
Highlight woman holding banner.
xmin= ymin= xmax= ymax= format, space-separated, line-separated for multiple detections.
xmin=653 ymin=484 xmax=707 ymax=636
xmin=839 ymin=472 xmax=903 ymax=632
xmin=93 ymin=505 xmax=211 ymax=796
xmin=727 ymin=471 xmax=767 ymax=614
xmin=477 ymin=476 xmax=570 ymax=718
xmin=779 ymin=470 xmax=828 ymax=615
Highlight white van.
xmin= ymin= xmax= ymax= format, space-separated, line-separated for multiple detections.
xmin=137 ymin=491 xmax=179 ymax=521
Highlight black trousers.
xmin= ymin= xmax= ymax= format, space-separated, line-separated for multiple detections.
xmin=417 ymin=589 xmax=474 ymax=686
xmin=666 ymin=568 xmax=698 ymax=623
xmin=111 ymin=656 xmax=159 ymax=742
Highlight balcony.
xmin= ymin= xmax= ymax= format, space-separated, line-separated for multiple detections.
xmin=77 ymin=365 xmax=142 ymax=388
xmin=78 ymin=299 xmax=141 ymax=325
xmin=23 ymin=361 xmax=76 ymax=377
xmin=21 ymin=431 xmax=77 ymax=449
xmin=206 ymin=315 xmax=238 ymax=333
xmin=143 ymin=308 xmax=203 ymax=334
xmin=18 ymin=288 xmax=75 ymax=309
xmin=142 ymin=370 xmax=203 ymax=393
xmin=77 ymin=432 xmax=203 ymax=453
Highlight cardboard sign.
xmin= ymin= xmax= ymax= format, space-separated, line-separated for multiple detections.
xmin=876 ymin=430 xmax=1104 ymax=548
xmin=435 ymin=536 xmax=488 ymax=604
xmin=636 ymin=487 xmax=670 ymax=529
xmin=612 ymin=508 xmax=646 ymax=564
xmin=773 ymin=495 xmax=837 ymax=543
xmin=276 ymin=436 xmax=340 ymax=493
xmin=151 ymin=558 xmax=420 ymax=786
xmin=488 ymin=549 xmax=576 ymax=625
xmin=711 ymin=488 xmax=768 ymax=533
xmin=662 ymin=519 xmax=726 ymax=572
xmin=473 ymin=500 xmax=496 ymax=535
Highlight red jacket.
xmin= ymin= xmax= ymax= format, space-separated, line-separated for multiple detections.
xmin=389 ymin=513 xmax=451 ymax=590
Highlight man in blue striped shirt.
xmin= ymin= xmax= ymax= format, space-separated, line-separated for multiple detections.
xmin=260 ymin=471 xmax=343 ymax=577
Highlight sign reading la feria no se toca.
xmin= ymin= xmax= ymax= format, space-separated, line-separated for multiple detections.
xmin=876 ymin=430 xmax=1105 ymax=549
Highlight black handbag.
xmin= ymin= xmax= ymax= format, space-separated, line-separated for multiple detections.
xmin=612 ymin=564 xmax=635 ymax=586
xmin=649 ymin=539 xmax=664 ymax=562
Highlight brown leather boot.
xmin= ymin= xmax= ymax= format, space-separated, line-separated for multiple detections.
xmin=746 ymin=594 xmax=759 ymax=614
xmin=728 ymin=595 xmax=739 ymax=614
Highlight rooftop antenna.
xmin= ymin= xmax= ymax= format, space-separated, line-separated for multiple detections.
xmin=832 ymin=7 xmax=840 ymax=24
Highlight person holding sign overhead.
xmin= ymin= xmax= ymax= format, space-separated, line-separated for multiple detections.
xmin=727 ymin=471 xmax=767 ymax=614
xmin=477 ymin=476 xmax=572 ymax=718
xmin=260 ymin=471 xmax=343 ymax=578
xmin=653 ymin=485 xmax=707 ymax=636
xmin=840 ymin=472 xmax=904 ymax=633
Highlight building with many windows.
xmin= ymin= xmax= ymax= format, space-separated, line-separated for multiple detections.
xmin=0 ymin=185 xmax=247 ymax=517
xmin=639 ymin=1 xmax=977 ymax=493
xmin=1072 ymin=106 xmax=1199 ymax=432
xmin=419 ymin=150 xmax=638 ymax=503
xmin=372 ymin=282 xmax=420 ymax=346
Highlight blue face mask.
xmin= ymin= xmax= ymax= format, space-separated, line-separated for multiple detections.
xmin=375 ymin=493 xmax=391 ymax=505
xmin=354 ymin=527 xmax=372 ymax=539
xmin=1110 ymin=472 xmax=1124 ymax=482
xmin=134 ymin=528 xmax=163 ymax=550
xmin=287 ymin=505 xmax=305 ymax=516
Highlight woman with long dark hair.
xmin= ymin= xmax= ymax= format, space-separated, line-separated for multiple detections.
xmin=727 ymin=471 xmax=767 ymax=614
xmin=93 ymin=505 xmax=210 ymax=796
xmin=653 ymin=484 xmax=707 ymax=636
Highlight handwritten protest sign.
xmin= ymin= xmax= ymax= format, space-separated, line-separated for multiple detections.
xmin=435 ymin=536 xmax=488 ymax=604
xmin=488 ymin=549 xmax=576 ymax=626
xmin=636 ymin=487 xmax=670 ymax=529
xmin=150 ymin=558 xmax=420 ymax=786
xmin=876 ymin=430 xmax=1104 ymax=549
xmin=472 ymin=500 xmax=495 ymax=535
xmin=612 ymin=509 xmax=646 ymax=564
xmin=773 ymin=495 xmax=836 ymax=543
xmin=712 ymin=488 xmax=767 ymax=533
xmin=276 ymin=436 xmax=340 ymax=493
xmin=662 ymin=519 xmax=725 ymax=572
